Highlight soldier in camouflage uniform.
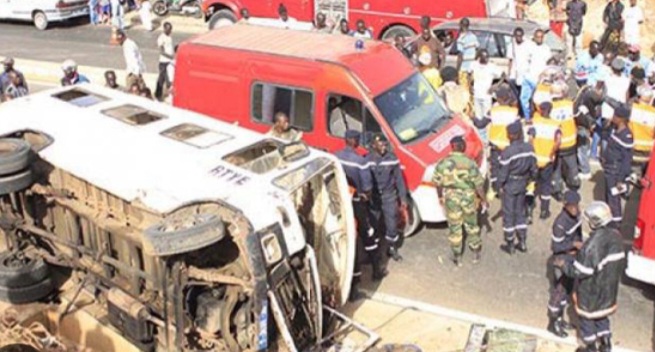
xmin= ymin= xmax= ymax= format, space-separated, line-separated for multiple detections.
xmin=432 ymin=136 xmax=488 ymax=266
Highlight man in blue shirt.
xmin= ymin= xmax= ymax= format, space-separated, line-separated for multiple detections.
xmin=624 ymin=44 xmax=651 ymax=78
xmin=60 ymin=60 xmax=90 ymax=87
xmin=0 ymin=58 xmax=27 ymax=102
xmin=456 ymin=17 xmax=479 ymax=92
xmin=574 ymin=41 xmax=603 ymax=87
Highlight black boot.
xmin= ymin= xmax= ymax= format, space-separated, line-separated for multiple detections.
xmin=576 ymin=343 xmax=598 ymax=352
xmin=452 ymin=253 xmax=463 ymax=267
xmin=348 ymin=279 xmax=365 ymax=302
xmin=388 ymin=246 xmax=403 ymax=262
xmin=516 ymin=238 xmax=528 ymax=253
xmin=371 ymin=252 xmax=388 ymax=281
xmin=501 ymin=241 xmax=516 ymax=255
xmin=598 ymin=336 xmax=612 ymax=352
xmin=547 ymin=316 xmax=568 ymax=338
xmin=540 ymin=209 xmax=551 ymax=220
xmin=471 ymin=247 xmax=482 ymax=264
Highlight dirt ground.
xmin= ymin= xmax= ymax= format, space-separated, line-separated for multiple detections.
xmin=527 ymin=0 xmax=655 ymax=57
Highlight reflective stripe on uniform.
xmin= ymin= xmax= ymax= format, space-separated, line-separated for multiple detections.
xmin=499 ymin=152 xmax=535 ymax=165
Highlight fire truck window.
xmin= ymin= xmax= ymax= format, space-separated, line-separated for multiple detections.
xmin=363 ymin=109 xmax=382 ymax=146
xmin=251 ymin=83 xmax=314 ymax=131
xmin=327 ymin=94 xmax=364 ymax=138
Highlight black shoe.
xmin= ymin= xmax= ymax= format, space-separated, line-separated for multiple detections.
xmin=540 ymin=209 xmax=551 ymax=220
xmin=388 ymin=247 xmax=403 ymax=262
xmin=552 ymin=192 xmax=562 ymax=202
xmin=516 ymin=240 xmax=528 ymax=253
xmin=472 ymin=248 xmax=482 ymax=264
xmin=348 ymin=288 xmax=366 ymax=302
xmin=453 ymin=254 xmax=463 ymax=267
xmin=598 ymin=336 xmax=611 ymax=352
xmin=576 ymin=343 xmax=599 ymax=352
xmin=501 ymin=242 xmax=516 ymax=255
xmin=527 ymin=214 xmax=533 ymax=225
xmin=560 ymin=318 xmax=572 ymax=330
xmin=547 ymin=316 xmax=569 ymax=338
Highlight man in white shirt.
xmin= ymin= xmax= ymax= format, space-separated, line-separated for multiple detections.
xmin=110 ymin=0 xmax=124 ymax=30
xmin=624 ymin=0 xmax=644 ymax=46
xmin=602 ymin=58 xmax=630 ymax=121
xmin=471 ymin=49 xmax=503 ymax=125
xmin=506 ymin=27 xmax=531 ymax=117
xmin=352 ymin=19 xmax=373 ymax=39
xmin=117 ymin=30 xmax=146 ymax=90
xmin=277 ymin=4 xmax=298 ymax=29
xmin=155 ymin=22 xmax=174 ymax=101
xmin=519 ymin=29 xmax=552 ymax=120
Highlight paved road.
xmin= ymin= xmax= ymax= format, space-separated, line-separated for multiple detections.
xmin=361 ymin=171 xmax=655 ymax=351
xmin=0 ymin=20 xmax=194 ymax=73
xmin=17 ymin=24 xmax=655 ymax=352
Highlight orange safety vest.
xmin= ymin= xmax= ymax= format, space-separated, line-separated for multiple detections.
xmin=629 ymin=103 xmax=655 ymax=153
xmin=533 ymin=82 xmax=552 ymax=106
xmin=488 ymin=105 xmax=519 ymax=150
xmin=531 ymin=115 xmax=560 ymax=168
xmin=550 ymin=99 xmax=576 ymax=150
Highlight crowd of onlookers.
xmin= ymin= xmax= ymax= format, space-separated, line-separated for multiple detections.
xmin=88 ymin=0 xmax=154 ymax=31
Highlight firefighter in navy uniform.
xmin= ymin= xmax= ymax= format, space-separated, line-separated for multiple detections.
xmin=335 ymin=130 xmax=388 ymax=301
xmin=601 ymin=105 xmax=634 ymax=227
xmin=367 ymin=134 xmax=407 ymax=262
xmin=547 ymin=190 xmax=582 ymax=338
xmin=498 ymin=121 xmax=538 ymax=254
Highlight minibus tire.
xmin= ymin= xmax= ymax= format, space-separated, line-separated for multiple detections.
xmin=0 ymin=169 xmax=33 ymax=196
xmin=0 ymin=252 xmax=49 ymax=288
xmin=144 ymin=214 xmax=225 ymax=256
xmin=0 ymin=139 xmax=31 ymax=176
xmin=403 ymin=199 xmax=422 ymax=238
xmin=208 ymin=9 xmax=237 ymax=30
xmin=0 ymin=277 xmax=53 ymax=304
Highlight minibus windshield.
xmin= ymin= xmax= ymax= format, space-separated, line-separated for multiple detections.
xmin=374 ymin=72 xmax=450 ymax=144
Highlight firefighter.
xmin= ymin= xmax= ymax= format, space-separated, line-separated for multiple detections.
xmin=335 ymin=130 xmax=387 ymax=301
xmin=550 ymin=81 xmax=580 ymax=201
xmin=367 ymin=134 xmax=407 ymax=262
xmin=629 ymin=86 xmax=655 ymax=176
xmin=529 ymin=102 xmax=561 ymax=220
xmin=473 ymin=86 xmax=519 ymax=199
xmin=432 ymin=136 xmax=487 ymax=266
xmin=546 ymin=190 xmax=582 ymax=338
xmin=555 ymin=201 xmax=625 ymax=352
xmin=498 ymin=121 xmax=538 ymax=254
xmin=601 ymin=105 xmax=634 ymax=227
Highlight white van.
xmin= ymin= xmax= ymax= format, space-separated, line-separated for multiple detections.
xmin=0 ymin=85 xmax=357 ymax=351
xmin=0 ymin=0 xmax=88 ymax=30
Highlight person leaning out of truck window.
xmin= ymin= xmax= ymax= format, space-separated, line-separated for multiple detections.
xmin=455 ymin=17 xmax=479 ymax=93
xmin=267 ymin=112 xmax=303 ymax=142
xmin=313 ymin=12 xmax=334 ymax=34
xmin=335 ymin=19 xmax=353 ymax=36
xmin=352 ymin=19 xmax=372 ymax=39
xmin=277 ymin=4 xmax=297 ymax=29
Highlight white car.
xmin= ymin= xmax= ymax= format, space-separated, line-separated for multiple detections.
xmin=0 ymin=0 xmax=89 ymax=30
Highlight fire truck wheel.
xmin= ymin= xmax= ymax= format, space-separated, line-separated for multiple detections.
xmin=0 ymin=169 xmax=33 ymax=196
xmin=0 ymin=277 xmax=53 ymax=304
xmin=208 ymin=9 xmax=237 ymax=30
xmin=0 ymin=252 xmax=50 ymax=289
xmin=403 ymin=198 xmax=422 ymax=238
xmin=381 ymin=25 xmax=416 ymax=42
xmin=0 ymin=139 xmax=31 ymax=177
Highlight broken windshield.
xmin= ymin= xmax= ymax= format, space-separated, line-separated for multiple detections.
xmin=373 ymin=72 xmax=450 ymax=144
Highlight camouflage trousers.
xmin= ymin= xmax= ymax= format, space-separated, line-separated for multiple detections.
xmin=443 ymin=188 xmax=481 ymax=255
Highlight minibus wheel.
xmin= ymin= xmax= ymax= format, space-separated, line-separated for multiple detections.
xmin=0 ymin=277 xmax=53 ymax=304
xmin=0 ymin=252 xmax=50 ymax=288
xmin=0 ymin=169 xmax=33 ymax=196
xmin=0 ymin=139 xmax=31 ymax=177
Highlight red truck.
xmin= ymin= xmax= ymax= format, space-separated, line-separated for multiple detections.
xmin=202 ymin=0 xmax=516 ymax=39
xmin=626 ymin=148 xmax=655 ymax=286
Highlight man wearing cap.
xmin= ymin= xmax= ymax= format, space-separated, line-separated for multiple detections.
xmin=473 ymin=85 xmax=519 ymax=199
xmin=528 ymin=102 xmax=561 ymax=220
xmin=498 ymin=120 xmax=538 ymax=254
xmin=574 ymin=77 xmax=606 ymax=180
xmin=432 ymin=136 xmax=487 ymax=266
xmin=0 ymin=58 xmax=27 ymax=103
xmin=336 ymin=130 xmax=387 ymax=301
xmin=546 ymin=190 xmax=582 ymax=338
xmin=555 ymin=201 xmax=625 ymax=352
xmin=628 ymin=86 xmax=655 ymax=175
xmin=601 ymin=104 xmax=634 ymax=227
xmin=550 ymin=81 xmax=580 ymax=201
xmin=367 ymin=134 xmax=407 ymax=262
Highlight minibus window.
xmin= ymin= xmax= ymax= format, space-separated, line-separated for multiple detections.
xmin=374 ymin=72 xmax=449 ymax=144
xmin=326 ymin=95 xmax=364 ymax=138
xmin=102 ymin=104 xmax=166 ymax=126
xmin=161 ymin=123 xmax=233 ymax=148
xmin=251 ymin=83 xmax=314 ymax=131
xmin=52 ymin=88 xmax=108 ymax=107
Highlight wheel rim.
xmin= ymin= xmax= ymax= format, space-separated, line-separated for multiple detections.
xmin=213 ymin=18 xmax=234 ymax=28
xmin=153 ymin=3 xmax=166 ymax=15
xmin=34 ymin=14 xmax=46 ymax=29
